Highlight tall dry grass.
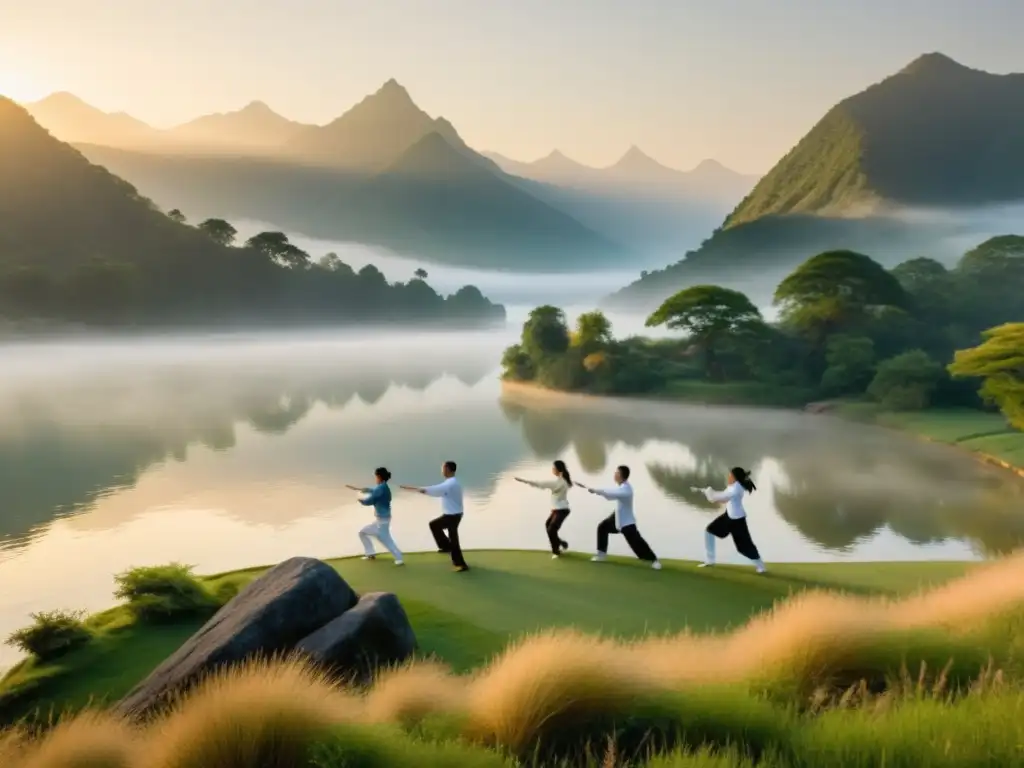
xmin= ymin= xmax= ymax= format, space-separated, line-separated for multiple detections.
xmin=3 ymin=551 xmax=1024 ymax=767
xmin=13 ymin=712 xmax=136 ymax=768
xmin=142 ymin=657 xmax=357 ymax=768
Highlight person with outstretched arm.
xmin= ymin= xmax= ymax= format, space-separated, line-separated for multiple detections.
xmin=693 ymin=467 xmax=766 ymax=573
xmin=514 ymin=459 xmax=573 ymax=558
xmin=346 ymin=467 xmax=404 ymax=566
xmin=576 ymin=465 xmax=662 ymax=570
xmin=400 ymin=460 xmax=469 ymax=572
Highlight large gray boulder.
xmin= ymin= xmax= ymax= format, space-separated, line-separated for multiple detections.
xmin=117 ymin=557 xmax=357 ymax=720
xmin=295 ymin=592 xmax=416 ymax=683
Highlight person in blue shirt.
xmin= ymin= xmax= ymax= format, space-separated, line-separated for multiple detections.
xmin=346 ymin=467 xmax=404 ymax=566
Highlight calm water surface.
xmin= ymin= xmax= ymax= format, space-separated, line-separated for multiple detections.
xmin=1 ymin=329 xmax=1023 ymax=670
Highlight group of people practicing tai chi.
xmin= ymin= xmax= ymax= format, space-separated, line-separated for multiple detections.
xmin=345 ymin=459 xmax=766 ymax=574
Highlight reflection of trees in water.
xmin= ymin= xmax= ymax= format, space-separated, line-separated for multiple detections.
xmin=499 ymin=393 xmax=1024 ymax=556
xmin=646 ymin=463 xmax=724 ymax=510
xmin=498 ymin=399 xmax=654 ymax=473
xmin=0 ymin=357 xmax=494 ymax=551
xmin=771 ymin=436 xmax=1024 ymax=555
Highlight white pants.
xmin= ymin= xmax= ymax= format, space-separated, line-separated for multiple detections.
xmin=359 ymin=518 xmax=403 ymax=560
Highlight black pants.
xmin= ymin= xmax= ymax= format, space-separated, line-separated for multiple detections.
xmin=596 ymin=513 xmax=657 ymax=562
xmin=706 ymin=513 xmax=761 ymax=560
xmin=429 ymin=514 xmax=468 ymax=568
xmin=545 ymin=509 xmax=570 ymax=554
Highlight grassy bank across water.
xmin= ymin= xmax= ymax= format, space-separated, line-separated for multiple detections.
xmin=830 ymin=403 xmax=1024 ymax=473
xmin=0 ymin=551 xmax=972 ymax=726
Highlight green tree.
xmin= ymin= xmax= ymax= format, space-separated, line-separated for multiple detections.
xmin=414 ymin=268 xmax=429 ymax=280
xmin=948 ymin=322 xmax=1024 ymax=429
xmin=244 ymin=231 xmax=311 ymax=269
xmin=954 ymin=236 xmax=1024 ymax=332
xmin=573 ymin=310 xmax=612 ymax=353
xmin=197 ymin=218 xmax=238 ymax=246
xmin=868 ymin=350 xmax=943 ymax=411
xmin=501 ymin=343 xmax=535 ymax=381
xmin=521 ymin=305 xmax=571 ymax=361
xmin=820 ymin=335 xmax=876 ymax=396
xmin=167 ymin=208 xmax=187 ymax=225
xmin=774 ymin=250 xmax=908 ymax=341
xmin=645 ymin=285 xmax=762 ymax=379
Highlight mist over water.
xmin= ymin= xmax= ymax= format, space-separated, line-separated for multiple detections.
xmin=1 ymin=328 xmax=1022 ymax=671
xmin=232 ymin=220 xmax=644 ymax=310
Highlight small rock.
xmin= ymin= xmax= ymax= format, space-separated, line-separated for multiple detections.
xmin=295 ymin=592 xmax=416 ymax=683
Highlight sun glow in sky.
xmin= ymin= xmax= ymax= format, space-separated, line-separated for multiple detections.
xmin=0 ymin=59 xmax=45 ymax=102
xmin=2 ymin=0 xmax=1023 ymax=172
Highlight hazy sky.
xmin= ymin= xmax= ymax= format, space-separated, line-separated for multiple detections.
xmin=2 ymin=0 xmax=1022 ymax=172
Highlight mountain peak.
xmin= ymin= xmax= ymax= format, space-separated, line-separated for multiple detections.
xmin=239 ymin=100 xmax=275 ymax=115
xmin=613 ymin=145 xmax=663 ymax=171
xmin=33 ymin=91 xmax=91 ymax=109
xmin=374 ymin=78 xmax=414 ymax=104
xmin=899 ymin=52 xmax=970 ymax=77
xmin=692 ymin=158 xmax=726 ymax=173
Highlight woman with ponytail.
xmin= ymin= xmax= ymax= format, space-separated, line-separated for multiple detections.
xmin=514 ymin=460 xmax=574 ymax=558
xmin=346 ymin=467 xmax=404 ymax=565
xmin=695 ymin=467 xmax=766 ymax=573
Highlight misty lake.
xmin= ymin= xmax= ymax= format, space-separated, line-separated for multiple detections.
xmin=1 ymin=328 xmax=1023 ymax=670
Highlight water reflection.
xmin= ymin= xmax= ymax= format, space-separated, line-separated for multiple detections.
xmin=0 ymin=344 xmax=497 ymax=551
xmin=1 ymin=334 xmax=1023 ymax=673
xmin=498 ymin=389 xmax=1024 ymax=556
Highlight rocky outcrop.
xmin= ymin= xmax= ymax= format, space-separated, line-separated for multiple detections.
xmin=295 ymin=592 xmax=416 ymax=682
xmin=117 ymin=557 xmax=358 ymax=720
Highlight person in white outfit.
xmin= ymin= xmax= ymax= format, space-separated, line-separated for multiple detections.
xmin=696 ymin=466 xmax=766 ymax=573
xmin=514 ymin=459 xmax=573 ymax=558
xmin=576 ymin=465 xmax=662 ymax=570
xmin=401 ymin=460 xmax=469 ymax=572
xmin=346 ymin=467 xmax=403 ymax=566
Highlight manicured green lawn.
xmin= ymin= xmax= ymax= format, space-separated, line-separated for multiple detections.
xmin=0 ymin=551 xmax=973 ymax=725
xmin=833 ymin=404 xmax=1023 ymax=469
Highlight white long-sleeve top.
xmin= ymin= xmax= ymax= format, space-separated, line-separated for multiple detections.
xmin=523 ymin=476 xmax=570 ymax=510
xmin=423 ymin=476 xmax=464 ymax=516
xmin=591 ymin=481 xmax=635 ymax=528
xmin=703 ymin=482 xmax=747 ymax=519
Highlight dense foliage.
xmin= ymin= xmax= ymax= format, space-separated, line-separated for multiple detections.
xmin=0 ymin=211 xmax=505 ymax=329
xmin=505 ymin=237 xmax=1024 ymax=421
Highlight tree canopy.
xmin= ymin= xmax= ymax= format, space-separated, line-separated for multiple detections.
xmin=948 ymin=323 xmax=1024 ymax=429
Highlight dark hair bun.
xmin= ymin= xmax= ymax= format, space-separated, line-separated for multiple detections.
xmin=375 ymin=467 xmax=392 ymax=482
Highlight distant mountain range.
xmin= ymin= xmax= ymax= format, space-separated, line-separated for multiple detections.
xmin=21 ymin=84 xmax=753 ymax=269
xmin=609 ymin=53 xmax=1024 ymax=310
xmin=486 ymin=147 xmax=757 ymax=204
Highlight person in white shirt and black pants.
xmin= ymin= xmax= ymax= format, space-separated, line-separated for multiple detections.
xmin=577 ymin=465 xmax=662 ymax=570
xmin=401 ymin=460 xmax=469 ymax=572
xmin=698 ymin=467 xmax=766 ymax=573
xmin=514 ymin=459 xmax=573 ymax=558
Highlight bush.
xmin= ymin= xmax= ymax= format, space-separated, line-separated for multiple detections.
xmin=5 ymin=610 xmax=92 ymax=661
xmin=114 ymin=563 xmax=218 ymax=622
xmin=868 ymin=350 xmax=944 ymax=411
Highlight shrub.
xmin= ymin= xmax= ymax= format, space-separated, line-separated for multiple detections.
xmin=868 ymin=350 xmax=944 ymax=411
xmin=113 ymin=563 xmax=218 ymax=622
xmin=6 ymin=610 xmax=92 ymax=661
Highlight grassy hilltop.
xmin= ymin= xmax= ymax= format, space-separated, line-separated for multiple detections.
xmin=5 ymin=550 xmax=1024 ymax=766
